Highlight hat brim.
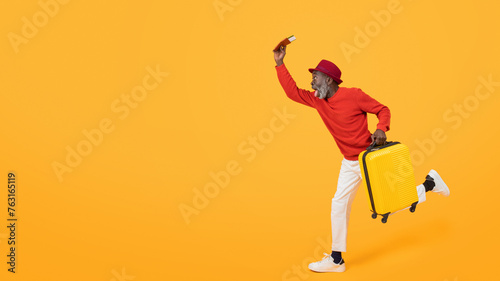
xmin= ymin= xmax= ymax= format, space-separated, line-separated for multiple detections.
xmin=308 ymin=68 xmax=343 ymax=84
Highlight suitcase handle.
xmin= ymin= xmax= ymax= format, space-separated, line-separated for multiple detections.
xmin=366 ymin=141 xmax=395 ymax=152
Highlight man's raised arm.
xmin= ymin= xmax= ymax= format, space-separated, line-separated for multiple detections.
xmin=273 ymin=45 xmax=315 ymax=107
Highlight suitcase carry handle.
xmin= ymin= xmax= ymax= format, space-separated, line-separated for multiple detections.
xmin=366 ymin=141 xmax=391 ymax=151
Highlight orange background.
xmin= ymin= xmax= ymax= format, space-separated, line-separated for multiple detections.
xmin=1 ymin=0 xmax=499 ymax=280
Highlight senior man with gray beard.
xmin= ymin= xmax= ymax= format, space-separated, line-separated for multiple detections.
xmin=273 ymin=44 xmax=450 ymax=273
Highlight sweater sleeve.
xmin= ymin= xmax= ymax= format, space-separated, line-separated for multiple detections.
xmin=355 ymin=89 xmax=391 ymax=132
xmin=275 ymin=64 xmax=316 ymax=108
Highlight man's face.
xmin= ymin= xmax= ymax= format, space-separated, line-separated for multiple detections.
xmin=311 ymin=71 xmax=330 ymax=99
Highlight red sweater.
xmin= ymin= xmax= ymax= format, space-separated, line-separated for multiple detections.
xmin=276 ymin=64 xmax=391 ymax=160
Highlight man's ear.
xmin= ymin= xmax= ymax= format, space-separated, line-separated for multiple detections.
xmin=326 ymin=76 xmax=333 ymax=86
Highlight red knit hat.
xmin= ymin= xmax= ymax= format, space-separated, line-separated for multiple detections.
xmin=308 ymin=60 xmax=343 ymax=84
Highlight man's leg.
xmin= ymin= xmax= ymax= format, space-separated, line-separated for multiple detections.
xmin=308 ymin=158 xmax=362 ymax=273
xmin=331 ymin=159 xmax=362 ymax=253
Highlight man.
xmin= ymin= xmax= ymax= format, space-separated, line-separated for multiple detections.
xmin=273 ymin=45 xmax=450 ymax=273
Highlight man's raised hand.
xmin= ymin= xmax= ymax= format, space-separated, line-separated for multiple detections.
xmin=274 ymin=45 xmax=286 ymax=66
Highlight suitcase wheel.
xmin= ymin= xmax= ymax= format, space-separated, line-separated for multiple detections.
xmin=409 ymin=202 xmax=418 ymax=213
xmin=381 ymin=213 xmax=390 ymax=223
xmin=371 ymin=213 xmax=377 ymax=219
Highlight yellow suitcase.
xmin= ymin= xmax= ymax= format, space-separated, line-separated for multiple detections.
xmin=359 ymin=142 xmax=419 ymax=223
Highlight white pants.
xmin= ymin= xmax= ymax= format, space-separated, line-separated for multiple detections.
xmin=331 ymin=158 xmax=427 ymax=252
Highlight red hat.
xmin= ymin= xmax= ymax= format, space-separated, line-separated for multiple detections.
xmin=308 ymin=60 xmax=343 ymax=84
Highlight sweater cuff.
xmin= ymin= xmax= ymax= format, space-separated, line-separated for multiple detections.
xmin=376 ymin=124 xmax=389 ymax=132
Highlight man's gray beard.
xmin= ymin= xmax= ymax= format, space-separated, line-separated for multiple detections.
xmin=315 ymin=83 xmax=330 ymax=99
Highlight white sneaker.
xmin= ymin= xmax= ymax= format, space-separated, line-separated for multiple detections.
xmin=308 ymin=253 xmax=346 ymax=273
xmin=427 ymin=170 xmax=450 ymax=197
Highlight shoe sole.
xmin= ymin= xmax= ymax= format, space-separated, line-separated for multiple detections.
xmin=429 ymin=170 xmax=450 ymax=196
xmin=308 ymin=264 xmax=346 ymax=273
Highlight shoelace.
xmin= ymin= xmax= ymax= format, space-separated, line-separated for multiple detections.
xmin=317 ymin=253 xmax=333 ymax=264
